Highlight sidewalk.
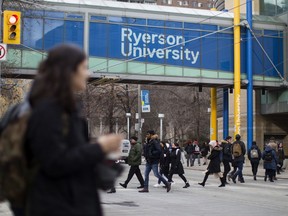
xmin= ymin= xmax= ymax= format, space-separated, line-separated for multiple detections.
xmin=186 ymin=163 xmax=288 ymax=179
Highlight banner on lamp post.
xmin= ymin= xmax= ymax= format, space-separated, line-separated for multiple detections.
xmin=141 ymin=90 xmax=150 ymax=113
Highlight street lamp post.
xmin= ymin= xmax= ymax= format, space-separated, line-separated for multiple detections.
xmin=158 ymin=114 xmax=165 ymax=141
xmin=126 ymin=113 xmax=131 ymax=139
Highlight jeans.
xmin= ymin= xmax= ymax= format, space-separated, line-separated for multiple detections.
xmin=250 ymin=161 xmax=259 ymax=176
xmin=144 ymin=162 xmax=168 ymax=189
xmin=192 ymin=154 xmax=201 ymax=165
xmin=223 ymin=160 xmax=231 ymax=182
xmin=186 ymin=154 xmax=193 ymax=166
xmin=233 ymin=161 xmax=244 ymax=180
xmin=125 ymin=165 xmax=144 ymax=186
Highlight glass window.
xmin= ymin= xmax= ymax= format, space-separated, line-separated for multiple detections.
xmin=89 ymin=22 xmax=107 ymax=57
xmin=201 ymin=31 xmax=217 ymax=70
xmin=43 ymin=19 xmax=64 ymax=50
xmin=218 ymin=33 xmax=233 ymax=71
xmin=166 ymin=21 xmax=182 ymax=28
xmin=183 ymin=30 xmax=201 ymax=68
xmin=45 ymin=11 xmax=65 ymax=19
xmin=66 ymin=13 xmax=84 ymax=19
xmin=65 ymin=21 xmax=84 ymax=48
xmin=90 ymin=16 xmax=107 ymax=21
xmin=23 ymin=18 xmax=44 ymax=50
xmin=23 ymin=10 xmax=44 ymax=17
xmin=147 ymin=19 xmax=165 ymax=27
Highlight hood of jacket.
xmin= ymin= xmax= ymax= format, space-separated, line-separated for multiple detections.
xmin=151 ymin=134 xmax=159 ymax=140
xmin=265 ymin=145 xmax=273 ymax=152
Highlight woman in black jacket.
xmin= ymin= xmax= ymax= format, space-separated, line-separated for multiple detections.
xmin=198 ymin=140 xmax=225 ymax=187
xmin=23 ymin=44 xmax=121 ymax=216
xmin=168 ymin=143 xmax=190 ymax=188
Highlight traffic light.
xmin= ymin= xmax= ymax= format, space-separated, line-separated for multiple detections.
xmin=3 ymin=10 xmax=21 ymax=45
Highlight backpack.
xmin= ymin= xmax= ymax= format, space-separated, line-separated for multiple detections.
xmin=223 ymin=144 xmax=231 ymax=156
xmin=250 ymin=149 xmax=259 ymax=159
xmin=0 ymin=100 xmax=32 ymax=207
xmin=264 ymin=151 xmax=273 ymax=163
xmin=233 ymin=142 xmax=242 ymax=157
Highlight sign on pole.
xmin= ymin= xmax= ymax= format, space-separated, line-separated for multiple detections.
xmin=141 ymin=90 xmax=150 ymax=113
xmin=0 ymin=44 xmax=7 ymax=61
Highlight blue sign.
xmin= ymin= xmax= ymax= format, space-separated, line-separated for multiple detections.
xmin=141 ymin=90 xmax=150 ymax=113
xmin=88 ymin=18 xmax=284 ymax=77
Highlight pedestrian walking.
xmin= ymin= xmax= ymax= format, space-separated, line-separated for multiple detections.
xmin=262 ymin=144 xmax=278 ymax=182
xmin=154 ymin=141 xmax=170 ymax=187
xmin=201 ymin=142 xmax=210 ymax=165
xmin=268 ymin=137 xmax=279 ymax=180
xmin=248 ymin=141 xmax=262 ymax=180
xmin=221 ymin=136 xmax=232 ymax=184
xmin=198 ymin=140 xmax=225 ymax=187
xmin=21 ymin=44 xmax=122 ymax=216
xmin=192 ymin=140 xmax=201 ymax=166
xmin=277 ymin=143 xmax=285 ymax=174
xmin=184 ymin=140 xmax=193 ymax=167
xmin=139 ymin=130 xmax=171 ymax=193
xmin=231 ymin=134 xmax=246 ymax=183
xmin=168 ymin=143 xmax=190 ymax=188
xmin=120 ymin=136 xmax=144 ymax=189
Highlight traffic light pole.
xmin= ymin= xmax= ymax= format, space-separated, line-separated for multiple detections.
xmin=0 ymin=0 xmax=3 ymax=99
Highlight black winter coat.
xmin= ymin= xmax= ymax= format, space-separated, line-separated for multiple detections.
xmin=185 ymin=144 xmax=194 ymax=154
xmin=201 ymin=144 xmax=210 ymax=157
xmin=170 ymin=148 xmax=184 ymax=175
xmin=143 ymin=136 xmax=161 ymax=164
xmin=222 ymin=141 xmax=232 ymax=162
xmin=160 ymin=145 xmax=170 ymax=168
xmin=207 ymin=146 xmax=222 ymax=174
xmin=25 ymin=99 xmax=105 ymax=216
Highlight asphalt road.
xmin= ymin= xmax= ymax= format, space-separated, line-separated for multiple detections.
xmin=101 ymin=164 xmax=288 ymax=216
xmin=1 ymin=163 xmax=287 ymax=216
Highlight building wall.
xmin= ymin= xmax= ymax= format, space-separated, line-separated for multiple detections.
xmin=225 ymin=0 xmax=260 ymax=14
xmin=217 ymin=89 xmax=288 ymax=155
xmin=156 ymin=0 xmax=215 ymax=9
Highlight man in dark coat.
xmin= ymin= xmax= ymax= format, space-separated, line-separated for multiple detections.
xmin=184 ymin=140 xmax=194 ymax=167
xmin=155 ymin=141 xmax=170 ymax=187
xmin=198 ymin=140 xmax=225 ymax=187
xmin=248 ymin=141 xmax=262 ymax=180
xmin=277 ymin=143 xmax=285 ymax=174
xmin=119 ymin=136 xmax=144 ymax=189
xmin=221 ymin=136 xmax=232 ymax=184
xmin=139 ymin=130 xmax=171 ymax=193
xmin=231 ymin=134 xmax=246 ymax=183
xmin=168 ymin=143 xmax=190 ymax=188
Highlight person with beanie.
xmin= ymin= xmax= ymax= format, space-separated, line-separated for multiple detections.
xmin=198 ymin=140 xmax=225 ymax=188
xmin=119 ymin=136 xmax=144 ymax=189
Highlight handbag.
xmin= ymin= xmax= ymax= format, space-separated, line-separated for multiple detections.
xmin=95 ymin=161 xmax=124 ymax=191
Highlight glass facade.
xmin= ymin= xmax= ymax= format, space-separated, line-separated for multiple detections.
xmin=13 ymin=10 xmax=284 ymax=82
xmin=260 ymin=0 xmax=288 ymax=16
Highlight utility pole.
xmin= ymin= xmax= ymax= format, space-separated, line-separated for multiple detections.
xmin=137 ymin=84 xmax=142 ymax=143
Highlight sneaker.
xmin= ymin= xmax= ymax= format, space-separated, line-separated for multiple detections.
xmin=203 ymin=162 xmax=207 ymax=165
xmin=107 ymin=188 xmax=116 ymax=193
xmin=138 ymin=189 xmax=149 ymax=193
xmin=153 ymin=183 xmax=161 ymax=188
xmin=166 ymin=182 xmax=172 ymax=193
xmin=183 ymin=183 xmax=190 ymax=188
xmin=231 ymin=176 xmax=237 ymax=184
xmin=119 ymin=183 xmax=127 ymax=189
xmin=198 ymin=182 xmax=205 ymax=187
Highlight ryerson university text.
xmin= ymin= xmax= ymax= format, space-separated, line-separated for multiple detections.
xmin=121 ymin=28 xmax=200 ymax=64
